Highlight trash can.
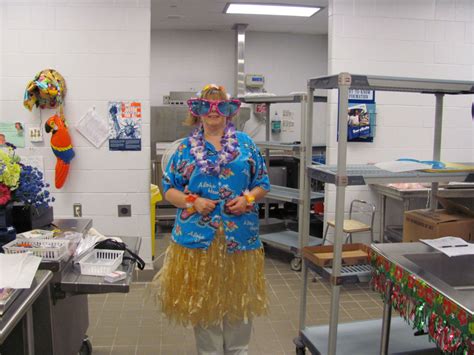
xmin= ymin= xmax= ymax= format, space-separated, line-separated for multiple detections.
xmin=150 ymin=184 xmax=162 ymax=258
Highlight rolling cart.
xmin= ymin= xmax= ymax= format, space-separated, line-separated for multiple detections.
xmin=296 ymin=73 xmax=474 ymax=354
xmin=28 ymin=219 xmax=140 ymax=355
xmin=240 ymin=94 xmax=326 ymax=270
xmin=0 ymin=270 xmax=53 ymax=355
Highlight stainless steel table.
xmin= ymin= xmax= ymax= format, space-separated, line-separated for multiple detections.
xmin=0 ymin=270 xmax=53 ymax=355
xmin=371 ymin=243 xmax=474 ymax=355
xmin=34 ymin=219 xmax=141 ymax=355
xmin=60 ymin=236 xmax=141 ymax=294
xmin=370 ymin=184 xmax=474 ymax=242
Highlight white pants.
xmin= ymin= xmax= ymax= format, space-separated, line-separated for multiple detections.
xmin=193 ymin=318 xmax=253 ymax=355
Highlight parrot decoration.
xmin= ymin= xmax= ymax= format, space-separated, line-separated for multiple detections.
xmin=45 ymin=114 xmax=75 ymax=189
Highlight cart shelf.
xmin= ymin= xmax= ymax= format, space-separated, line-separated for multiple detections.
xmin=256 ymin=141 xmax=302 ymax=152
xmin=261 ymin=230 xmax=322 ymax=251
xmin=308 ymin=74 xmax=474 ymax=94
xmin=298 ymin=318 xmax=438 ymax=355
xmin=267 ymin=185 xmax=324 ymax=204
xmin=240 ymin=94 xmax=327 ymax=104
xmin=308 ymin=164 xmax=474 ymax=185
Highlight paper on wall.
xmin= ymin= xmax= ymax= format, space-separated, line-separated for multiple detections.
xmin=75 ymin=108 xmax=109 ymax=148
xmin=281 ymin=110 xmax=295 ymax=133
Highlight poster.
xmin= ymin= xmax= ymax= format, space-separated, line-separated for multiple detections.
xmin=347 ymin=89 xmax=376 ymax=142
xmin=0 ymin=122 xmax=25 ymax=148
xmin=281 ymin=110 xmax=295 ymax=133
xmin=108 ymin=101 xmax=142 ymax=151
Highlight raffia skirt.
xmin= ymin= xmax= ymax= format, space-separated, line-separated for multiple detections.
xmin=149 ymin=227 xmax=268 ymax=328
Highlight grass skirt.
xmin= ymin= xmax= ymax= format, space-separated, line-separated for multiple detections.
xmin=149 ymin=229 xmax=267 ymax=327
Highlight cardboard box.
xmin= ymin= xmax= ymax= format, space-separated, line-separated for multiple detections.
xmin=303 ymin=243 xmax=370 ymax=268
xmin=403 ymin=208 xmax=474 ymax=242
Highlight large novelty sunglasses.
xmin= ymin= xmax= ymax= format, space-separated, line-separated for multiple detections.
xmin=187 ymin=99 xmax=241 ymax=117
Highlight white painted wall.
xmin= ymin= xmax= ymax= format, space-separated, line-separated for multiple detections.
xmin=0 ymin=1 xmax=152 ymax=264
xmin=325 ymin=0 xmax=474 ymax=242
xmin=151 ymin=30 xmax=328 ymax=144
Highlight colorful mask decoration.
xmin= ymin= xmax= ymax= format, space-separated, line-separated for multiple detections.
xmin=45 ymin=114 xmax=75 ymax=189
xmin=23 ymin=69 xmax=67 ymax=112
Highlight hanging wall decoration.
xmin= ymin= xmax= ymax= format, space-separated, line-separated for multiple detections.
xmin=23 ymin=69 xmax=74 ymax=189
xmin=23 ymin=69 xmax=67 ymax=112
xmin=44 ymin=115 xmax=75 ymax=189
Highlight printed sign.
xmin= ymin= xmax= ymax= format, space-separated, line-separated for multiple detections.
xmin=281 ymin=110 xmax=295 ymax=133
xmin=349 ymin=89 xmax=375 ymax=102
xmin=0 ymin=122 xmax=25 ymax=148
xmin=108 ymin=101 xmax=142 ymax=151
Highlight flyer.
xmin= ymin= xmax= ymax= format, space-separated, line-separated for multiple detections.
xmin=108 ymin=101 xmax=142 ymax=151
xmin=0 ymin=122 xmax=25 ymax=148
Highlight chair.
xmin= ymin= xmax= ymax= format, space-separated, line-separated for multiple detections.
xmin=321 ymin=199 xmax=376 ymax=245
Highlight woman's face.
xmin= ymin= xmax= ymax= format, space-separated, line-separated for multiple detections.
xmin=200 ymin=98 xmax=226 ymax=131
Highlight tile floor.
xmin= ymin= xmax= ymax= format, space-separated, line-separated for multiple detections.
xmin=86 ymin=233 xmax=385 ymax=355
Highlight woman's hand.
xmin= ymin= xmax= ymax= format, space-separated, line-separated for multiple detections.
xmin=194 ymin=197 xmax=218 ymax=216
xmin=226 ymin=196 xmax=250 ymax=215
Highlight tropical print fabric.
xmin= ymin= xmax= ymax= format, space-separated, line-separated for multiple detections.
xmin=163 ymin=131 xmax=270 ymax=253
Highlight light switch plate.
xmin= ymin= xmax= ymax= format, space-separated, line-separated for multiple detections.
xmin=29 ymin=126 xmax=43 ymax=142
xmin=73 ymin=203 xmax=82 ymax=217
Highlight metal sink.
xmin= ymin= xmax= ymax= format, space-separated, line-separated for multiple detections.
xmin=404 ymin=253 xmax=474 ymax=290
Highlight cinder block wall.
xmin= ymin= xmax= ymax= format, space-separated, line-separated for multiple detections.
xmin=0 ymin=0 xmax=152 ymax=264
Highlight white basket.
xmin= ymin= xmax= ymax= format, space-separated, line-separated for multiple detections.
xmin=3 ymin=239 xmax=69 ymax=261
xmin=78 ymin=249 xmax=124 ymax=276
xmin=16 ymin=229 xmax=54 ymax=240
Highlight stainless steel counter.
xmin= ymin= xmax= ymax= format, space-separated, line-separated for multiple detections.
xmin=372 ymin=242 xmax=474 ymax=355
xmin=0 ymin=270 xmax=53 ymax=352
xmin=372 ymin=242 xmax=474 ymax=314
xmin=60 ymin=236 xmax=141 ymax=294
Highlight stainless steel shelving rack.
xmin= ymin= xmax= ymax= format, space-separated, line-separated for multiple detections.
xmin=297 ymin=73 xmax=474 ymax=355
xmin=240 ymin=94 xmax=327 ymax=270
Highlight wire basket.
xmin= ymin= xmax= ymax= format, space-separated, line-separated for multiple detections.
xmin=3 ymin=239 xmax=69 ymax=261
xmin=78 ymin=249 xmax=124 ymax=276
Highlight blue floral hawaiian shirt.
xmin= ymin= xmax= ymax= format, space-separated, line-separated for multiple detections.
xmin=162 ymin=131 xmax=270 ymax=253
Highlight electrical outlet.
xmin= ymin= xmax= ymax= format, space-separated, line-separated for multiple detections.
xmin=118 ymin=204 xmax=131 ymax=217
xmin=29 ymin=126 xmax=43 ymax=142
xmin=73 ymin=203 xmax=82 ymax=217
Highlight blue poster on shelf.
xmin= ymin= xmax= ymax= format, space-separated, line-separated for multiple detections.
xmin=347 ymin=90 xmax=376 ymax=142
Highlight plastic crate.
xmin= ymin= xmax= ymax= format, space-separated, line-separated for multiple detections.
xmin=3 ymin=239 xmax=69 ymax=261
xmin=16 ymin=229 xmax=54 ymax=240
xmin=78 ymin=249 xmax=124 ymax=276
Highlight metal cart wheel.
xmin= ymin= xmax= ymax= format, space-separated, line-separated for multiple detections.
xmin=294 ymin=337 xmax=306 ymax=355
xmin=290 ymin=257 xmax=302 ymax=271
xmin=79 ymin=337 xmax=92 ymax=355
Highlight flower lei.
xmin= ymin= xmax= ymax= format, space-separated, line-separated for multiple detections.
xmin=189 ymin=122 xmax=238 ymax=175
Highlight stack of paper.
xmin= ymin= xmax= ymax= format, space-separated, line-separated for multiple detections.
xmin=375 ymin=160 xmax=432 ymax=173
xmin=420 ymin=237 xmax=474 ymax=257
xmin=0 ymin=254 xmax=42 ymax=289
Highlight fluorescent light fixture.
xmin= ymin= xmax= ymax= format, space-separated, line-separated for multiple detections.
xmin=225 ymin=3 xmax=321 ymax=17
